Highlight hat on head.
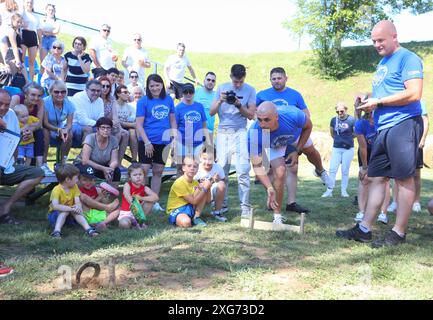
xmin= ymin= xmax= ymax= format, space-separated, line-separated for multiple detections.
xmin=79 ymin=165 xmax=96 ymax=179
xmin=182 ymin=83 xmax=195 ymax=93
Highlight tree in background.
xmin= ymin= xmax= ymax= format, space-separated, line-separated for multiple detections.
xmin=285 ymin=0 xmax=433 ymax=79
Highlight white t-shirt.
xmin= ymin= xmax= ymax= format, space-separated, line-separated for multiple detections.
xmin=22 ymin=10 xmax=39 ymax=31
xmin=165 ymin=54 xmax=191 ymax=83
xmin=39 ymin=18 xmax=60 ymax=33
xmin=0 ymin=4 xmax=17 ymax=36
xmin=122 ymin=46 xmax=149 ymax=83
xmin=89 ymin=36 xmax=115 ymax=70
xmin=116 ymin=102 xmax=136 ymax=123
xmin=194 ymin=163 xmax=225 ymax=181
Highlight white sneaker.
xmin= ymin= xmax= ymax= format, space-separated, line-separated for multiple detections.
xmin=152 ymin=202 xmax=165 ymax=212
xmin=321 ymin=189 xmax=333 ymax=198
xmin=273 ymin=215 xmax=283 ymax=224
xmin=341 ymin=191 xmax=350 ymax=198
xmin=212 ymin=211 xmax=227 ymax=222
xmin=377 ymin=212 xmax=388 ymax=225
xmin=412 ymin=202 xmax=421 ymax=213
xmin=41 ymin=164 xmax=55 ymax=177
xmin=387 ymin=201 xmax=397 ymax=213
xmin=354 ymin=212 xmax=364 ymax=222
xmin=314 ymin=169 xmax=331 ymax=188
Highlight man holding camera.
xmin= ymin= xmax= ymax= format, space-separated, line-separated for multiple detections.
xmin=210 ymin=64 xmax=256 ymax=217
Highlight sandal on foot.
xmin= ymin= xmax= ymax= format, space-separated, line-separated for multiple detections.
xmin=86 ymin=228 xmax=99 ymax=237
xmin=0 ymin=215 xmax=22 ymax=225
xmin=50 ymin=231 xmax=62 ymax=238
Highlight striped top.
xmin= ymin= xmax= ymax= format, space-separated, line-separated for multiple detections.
xmin=64 ymin=52 xmax=92 ymax=95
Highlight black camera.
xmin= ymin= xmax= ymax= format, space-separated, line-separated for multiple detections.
xmin=224 ymin=90 xmax=243 ymax=105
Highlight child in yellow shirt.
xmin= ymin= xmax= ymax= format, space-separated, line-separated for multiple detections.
xmin=14 ymin=104 xmax=40 ymax=165
xmin=48 ymin=164 xmax=99 ymax=238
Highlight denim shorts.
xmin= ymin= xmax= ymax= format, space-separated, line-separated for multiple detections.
xmin=41 ymin=36 xmax=57 ymax=51
xmin=18 ymin=143 xmax=34 ymax=159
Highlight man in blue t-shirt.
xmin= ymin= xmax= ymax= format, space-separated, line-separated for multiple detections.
xmin=337 ymin=20 xmax=424 ymax=248
xmin=194 ymin=72 xmax=217 ymax=139
xmin=249 ymin=101 xmax=312 ymax=224
xmin=257 ymin=68 xmax=331 ymax=204
xmin=175 ymin=83 xmax=210 ymax=176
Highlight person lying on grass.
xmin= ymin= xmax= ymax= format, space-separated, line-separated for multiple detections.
xmin=166 ymin=156 xmax=218 ymax=228
xmin=49 ymin=164 xmax=99 ymax=238
xmin=118 ymin=163 xmax=158 ymax=229
xmin=77 ymin=164 xmax=120 ymax=231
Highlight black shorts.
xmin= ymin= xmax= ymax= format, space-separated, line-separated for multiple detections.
xmin=138 ymin=142 xmax=170 ymax=165
xmin=22 ymin=30 xmax=38 ymax=48
xmin=170 ymin=81 xmax=184 ymax=100
xmin=357 ymin=148 xmax=372 ymax=167
xmin=368 ymin=116 xmax=422 ymax=180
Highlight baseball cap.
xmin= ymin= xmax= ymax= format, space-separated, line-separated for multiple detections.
xmin=79 ymin=165 xmax=96 ymax=179
xmin=182 ymin=83 xmax=195 ymax=93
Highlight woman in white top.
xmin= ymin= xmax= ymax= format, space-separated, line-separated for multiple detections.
xmin=38 ymin=4 xmax=60 ymax=66
xmin=0 ymin=0 xmax=19 ymax=61
xmin=40 ymin=40 xmax=66 ymax=90
xmin=21 ymin=0 xmax=39 ymax=82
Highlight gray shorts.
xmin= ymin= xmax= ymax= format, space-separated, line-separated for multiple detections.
xmin=0 ymin=165 xmax=44 ymax=186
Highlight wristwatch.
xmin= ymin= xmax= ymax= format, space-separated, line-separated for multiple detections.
xmin=377 ymin=98 xmax=383 ymax=108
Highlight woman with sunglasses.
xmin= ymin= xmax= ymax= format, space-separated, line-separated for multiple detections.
xmin=322 ymin=102 xmax=355 ymax=198
xmin=64 ymin=36 xmax=91 ymax=97
xmin=38 ymin=3 xmax=60 ymax=65
xmin=136 ymin=74 xmax=177 ymax=212
xmin=21 ymin=0 xmax=39 ymax=82
xmin=40 ymin=40 xmax=66 ymax=91
xmin=42 ymin=80 xmax=74 ymax=166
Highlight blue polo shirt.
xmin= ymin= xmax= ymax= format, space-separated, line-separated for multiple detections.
xmin=256 ymin=87 xmax=307 ymax=111
xmin=136 ymin=95 xmax=175 ymax=145
xmin=354 ymin=119 xmax=376 ymax=149
xmin=175 ymin=101 xmax=207 ymax=147
xmin=330 ymin=115 xmax=355 ymax=149
xmin=372 ymin=47 xmax=423 ymax=131
xmin=248 ymin=108 xmax=306 ymax=156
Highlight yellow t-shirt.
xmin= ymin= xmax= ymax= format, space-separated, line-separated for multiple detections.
xmin=166 ymin=176 xmax=198 ymax=213
xmin=19 ymin=116 xmax=39 ymax=145
xmin=49 ymin=184 xmax=81 ymax=212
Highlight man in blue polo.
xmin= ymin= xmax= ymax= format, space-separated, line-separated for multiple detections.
xmin=249 ymin=101 xmax=312 ymax=224
xmin=257 ymin=67 xmax=330 ymax=213
xmin=336 ymin=20 xmax=423 ymax=247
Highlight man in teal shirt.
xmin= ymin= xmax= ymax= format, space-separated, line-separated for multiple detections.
xmin=194 ymin=72 xmax=217 ymax=141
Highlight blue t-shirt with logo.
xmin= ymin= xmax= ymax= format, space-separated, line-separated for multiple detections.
xmin=330 ymin=115 xmax=355 ymax=149
xmin=136 ymin=95 xmax=175 ymax=144
xmin=372 ymin=47 xmax=423 ymax=131
xmin=354 ymin=119 xmax=376 ymax=149
xmin=175 ymin=101 xmax=207 ymax=147
xmin=194 ymin=87 xmax=216 ymax=132
xmin=248 ymin=108 xmax=306 ymax=156
xmin=256 ymin=87 xmax=307 ymax=111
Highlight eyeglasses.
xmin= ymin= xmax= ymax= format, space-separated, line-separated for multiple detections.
xmin=102 ymin=29 xmax=111 ymax=33
xmin=102 ymin=84 xmax=111 ymax=89
xmin=53 ymin=90 xmax=67 ymax=95
xmin=183 ymin=90 xmax=194 ymax=95
xmin=130 ymin=75 xmax=138 ymax=79
xmin=206 ymin=79 xmax=216 ymax=82
xmin=99 ymin=126 xmax=112 ymax=131
xmin=52 ymin=46 xmax=62 ymax=50
xmin=133 ymin=39 xmax=142 ymax=42
xmin=257 ymin=117 xmax=272 ymax=123
xmin=89 ymin=89 xmax=101 ymax=93
xmin=336 ymin=110 xmax=345 ymax=114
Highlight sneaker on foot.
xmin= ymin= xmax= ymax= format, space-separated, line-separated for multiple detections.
xmin=322 ymin=189 xmax=333 ymax=198
xmin=152 ymin=202 xmax=165 ymax=212
xmin=336 ymin=223 xmax=372 ymax=243
xmin=286 ymin=202 xmax=310 ymax=214
xmin=314 ymin=169 xmax=330 ymax=187
xmin=372 ymin=230 xmax=406 ymax=248
xmin=0 ymin=263 xmax=14 ymax=278
xmin=387 ymin=201 xmax=397 ymax=213
xmin=377 ymin=212 xmax=388 ymax=225
xmin=41 ymin=164 xmax=55 ymax=177
xmin=412 ymin=202 xmax=421 ymax=213
xmin=341 ymin=191 xmax=350 ymax=198
xmin=273 ymin=215 xmax=283 ymax=224
xmin=193 ymin=217 xmax=207 ymax=227
xmin=212 ymin=211 xmax=227 ymax=222
xmin=354 ymin=212 xmax=364 ymax=222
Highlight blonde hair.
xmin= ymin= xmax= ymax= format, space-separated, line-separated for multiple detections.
xmin=13 ymin=104 xmax=29 ymax=116
xmin=335 ymin=102 xmax=347 ymax=110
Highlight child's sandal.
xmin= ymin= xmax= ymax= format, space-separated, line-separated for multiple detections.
xmin=50 ymin=231 xmax=62 ymax=238
xmin=86 ymin=228 xmax=99 ymax=237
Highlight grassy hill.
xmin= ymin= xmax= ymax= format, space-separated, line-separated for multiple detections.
xmin=58 ymin=34 xmax=433 ymax=131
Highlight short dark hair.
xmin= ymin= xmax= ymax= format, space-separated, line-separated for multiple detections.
xmin=114 ymin=85 xmax=128 ymax=99
xmin=86 ymin=79 xmax=102 ymax=90
xmin=270 ymin=67 xmax=286 ymax=77
xmin=72 ymin=36 xmax=87 ymax=50
xmin=55 ymin=164 xmax=80 ymax=183
xmin=129 ymin=71 xmax=139 ymax=78
xmin=231 ymin=64 xmax=246 ymax=79
xmin=205 ymin=71 xmax=216 ymax=78
xmin=146 ymin=74 xmax=166 ymax=100
xmin=95 ymin=117 xmax=113 ymax=128
xmin=107 ymin=68 xmax=120 ymax=75
xmin=128 ymin=163 xmax=144 ymax=177
xmin=177 ymin=43 xmax=185 ymax=48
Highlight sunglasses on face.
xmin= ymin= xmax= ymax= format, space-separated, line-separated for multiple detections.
xmin=183 ymin=90 xmax=194 ymax=95
xmin=336 ymin=110 xmax=345 ymax=114
xmin=102 ymin=29 xmax=111 ymax=33
xmin=102 ymin=84 xmax=110 ymax=89
xmin=130 ymin=75 xmax=138 ymax=79
xmin=206 ymin=79 xmax=216 ymax=82
xmin=52 ymin=46 xmax=62 ymax=50
xmin=53 ymin=90 xmax=66 ymax=95
xmin=134 ymin=39 xmax=142 ymax=42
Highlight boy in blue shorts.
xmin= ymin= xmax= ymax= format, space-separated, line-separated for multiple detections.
xmin=166 ymin=156 xmax=216 ymax=228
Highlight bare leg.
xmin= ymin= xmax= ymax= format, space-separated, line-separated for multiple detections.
xmin=53 ymin=211 xmax=69 ymax=233
xmin=270 ymin=158 xmax=286 ymax=213
xmin=129 ymin=129 xmax=138 ymax=162
xmin=104 ymin=209 xmax=120 ymax=224
xmin=357 ymin=177 xmax=368 ymax=213
xmin=394 ymin=177 xmax=416 ymax=235
xmin=285 ymin=163 xmax=298 ymax=205
xmin=214 ymin=181 xmax=226 ymax=211
xmin=117 ymin=129 xmax=129 ymax=167
xmin=43 ymin=129 xmax=50 ymax=164
xmin=27 ymin=46 xmax=38 ymax=81
xmin=194 ymin=195 xmax=207 ymax=218
xmin=61 ymin=134 xmax=73 ymax=163
xmin=414 ymin=169 xmax=421 ymax=203
xmin=151 ymin=164 xmax=164 ymax=196
xmin=73 ymin=213 xmax=93 ymax=231
xmin=361 ymin=177 xmax=388 ymax=229
xmin=303 ymin=145 xmax=325 ymax=172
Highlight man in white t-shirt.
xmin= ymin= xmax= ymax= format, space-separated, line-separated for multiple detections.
xmin=164 ymin=43 xmax=198 ymax=99
xmin=122 ymin=33 xmax=150 ymax=85
xmin=89 ymin=24 xmax=118 ymax=78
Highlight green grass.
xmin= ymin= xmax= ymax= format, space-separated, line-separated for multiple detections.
xmin=1 ymin=163 xmax=433 ymax=300
xmin=56 ymin=33 xmax=433 ymax=131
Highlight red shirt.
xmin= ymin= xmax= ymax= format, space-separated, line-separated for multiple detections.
xmin=120 ymin=181 xmax=146 ymax=211
xmin=79 ymin=185 xmax=99 ymax=199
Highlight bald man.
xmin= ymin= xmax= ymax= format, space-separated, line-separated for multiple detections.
xmin=248 ymin=102 xmax=312 ymax=224
xmin=336 ymin=20 xmax=424 ymax=248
